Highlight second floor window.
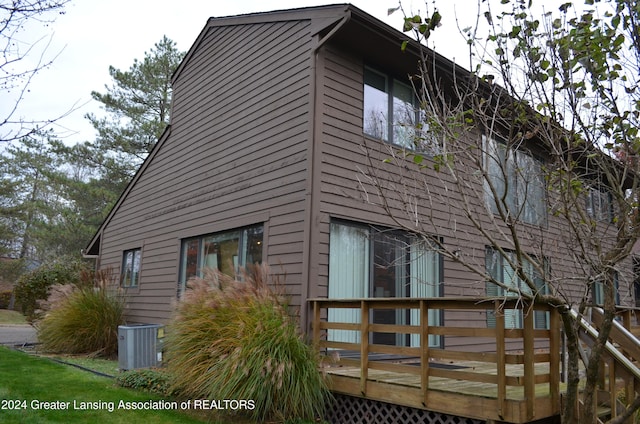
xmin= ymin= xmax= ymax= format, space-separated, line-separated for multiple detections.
xmin=586 ymin=187 xmax=612 ymax=222
xmin=484 ymin=135 xmax=547 ymax=226
xmin=364 ymin=67 xmax=423 ymax=150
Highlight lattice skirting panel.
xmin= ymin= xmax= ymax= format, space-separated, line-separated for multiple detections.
xmin=324 ymin=394 xmax=485 ymax=424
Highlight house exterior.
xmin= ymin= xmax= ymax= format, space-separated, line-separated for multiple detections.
xmin=84 ymin=4 xmax=635 ymax=349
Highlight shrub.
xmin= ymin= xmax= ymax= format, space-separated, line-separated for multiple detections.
xmin=166 ymin=264 xmax=330 ymax=422
xmin=115 ymin=369 xmax=174 ymax=396
xmin=13 ymin=260 xmax=89 ymax=321
xmin=0 ymin=291 xmax=11 ymax=309
xmin=37 ymin=280 xmax=125 ymax=358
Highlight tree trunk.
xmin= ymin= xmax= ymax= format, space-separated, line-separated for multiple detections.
xmin=562 ymin=312 xmax=580 ymax=424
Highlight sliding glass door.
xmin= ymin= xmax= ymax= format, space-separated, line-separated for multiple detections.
xmin=328 ymin=221 xmax=441 ymax=348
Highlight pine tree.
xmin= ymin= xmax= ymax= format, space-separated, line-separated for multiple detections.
xmin=85 ymin=36 xmax=184 ymax=180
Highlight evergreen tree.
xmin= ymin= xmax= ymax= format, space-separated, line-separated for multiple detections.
xmin=0 ymin=130 xmax=62 ymax=263
xmin=86 ymin=35 xmax=184 ymax=180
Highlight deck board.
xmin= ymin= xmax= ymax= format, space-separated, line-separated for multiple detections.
xmin=323 ymin=359 xmax=559 ymax=423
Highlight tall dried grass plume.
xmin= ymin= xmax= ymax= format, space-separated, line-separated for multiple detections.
xmin=166 ymin=263 xmax=330 ymax=422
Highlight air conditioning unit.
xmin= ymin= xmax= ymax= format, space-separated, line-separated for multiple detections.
xmin=118 ymin=324 xmax=164 ymax=370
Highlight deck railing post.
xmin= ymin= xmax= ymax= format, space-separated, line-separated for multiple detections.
xmin=420 ymin=299 xmax=430 ymax=407
xmin=523 ymin=301 xmax=535 ymax=420
xmin=549 ymin=307 xmax=561 ymax=414
xmin=495 ymin=299 xmax=506 ymax=418
xmin=312 ymin=300 xmax=320 ymax=351
xmin=360 ymin=300 xmax=369 ymax=396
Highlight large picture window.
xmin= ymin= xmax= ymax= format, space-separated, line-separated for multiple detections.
xmin=179 ymin=225 xmax=263 ymax=295
xmin=121 ymin=248 xmax=141 ymax=288
xmin=328 ymin=221 xmax=442 ymax=348
xmin=484 ymin=135 xmax=547 ymax=226
xmin=364 ymin=67 xmax=424 ymax=150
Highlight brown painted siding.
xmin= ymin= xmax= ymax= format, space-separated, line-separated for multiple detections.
xmin=313 ymin=42 xmax=635 ymax=351
xmin=97 ymin=19 xmax=314 ymax=323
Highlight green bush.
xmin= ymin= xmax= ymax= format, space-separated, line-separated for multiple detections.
xmin=166 ymin=265 xmax=330 ymax=423
xmin=37 ymin=284 xmax=125 ymax=358
xmin=13 ymin=261 xmax=89 ymax=321
xmin=0 ymin=291 xmax=11 ymax=309
xmin=115 ymin=369 xmax=174 ymax=396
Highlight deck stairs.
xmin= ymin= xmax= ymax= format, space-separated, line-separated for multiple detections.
xmin=572 ymin=307 xmax=640 ymax=423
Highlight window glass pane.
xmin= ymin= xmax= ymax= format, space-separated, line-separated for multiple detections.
xmin=485 ymin=248 xmax=548 ymax=329
xmin=409 ymin=239 xmax=440 ymax=347
xmin=484 ymin=136 xmax=546 ymax=225
xmin=207 ymin=231 xmax=240 ymax=277
xmin=178 ymin=225 xmax=263 ymax=296
xmin=392 ymin=80 xmax=417 ymax=148
xmin=131 ymin=250 xmax=141 ymax=287
xmin=364 ymin=68 xmax=389 ymax=140
xmin=484 ymin=136 xmax=507 ymax=215
xmin=122 ymin=251 xmax=133 ymax=287
xmin=517 ymin=152 xmax=546 ymax=225
xmin=181 ymin=239 xmax=200 ymax=282
xmin=245 ymin=226 xmax=263 ymax=266
xmin=328 ymin=222 xmax=370 ymax=343
xmin=122 ymin=249 xmax=141 ymax=288
xmin=587 ymin=188 xmax=611 ymax=222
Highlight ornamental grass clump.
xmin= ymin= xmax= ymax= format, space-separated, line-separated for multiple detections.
xmin=37 ymin=269 xmax=125 ymax=358
xmin=166 ymin=264 xmax=330 ymax=422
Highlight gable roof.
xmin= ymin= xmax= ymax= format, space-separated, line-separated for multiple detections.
xmin=83 ymin=3 xmax=461 ymax=256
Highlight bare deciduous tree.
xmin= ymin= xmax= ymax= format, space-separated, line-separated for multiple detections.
xmin=358 ymin=1 xmax=640 ymax=422
xmin=0 ymin=0 xmax=70 ymax=142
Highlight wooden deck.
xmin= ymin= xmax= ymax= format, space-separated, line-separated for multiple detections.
xmin=323 ymin=357 xmax=560 ymax=423
xmin=310 ymin=297 xmax=561 ymax=423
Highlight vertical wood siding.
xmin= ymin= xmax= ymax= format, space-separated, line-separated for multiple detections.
xmin=98 ymin=19 xmax=313 ymax=323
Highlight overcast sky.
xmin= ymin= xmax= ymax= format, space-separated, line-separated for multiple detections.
xmin=7 ymin=0 xmax=477 ymax=145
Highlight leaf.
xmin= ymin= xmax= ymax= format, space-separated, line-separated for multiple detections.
xmin=401 ymin=40 xmax=408 ymax=52
xmin=484 ymin=11 xmax=493 ymax=25
xmin=430 ymin=11 xmax=442 ymax=29
xmin=387 ymin=6 xmax=400 ymax=16
xmin=413 ymin=155 xmax=424 ymax=165
xmin=559 ymin=2 xmax=572 ymax=13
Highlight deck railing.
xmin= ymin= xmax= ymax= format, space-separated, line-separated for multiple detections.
xmin=309 ymin=297 xmax=562 ymax=423
xmin=575 ymin=307 xmax=640 ymax=422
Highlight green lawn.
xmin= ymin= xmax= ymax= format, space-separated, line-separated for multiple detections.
xmin=0 ymin=310 xmax=27 ymax=325
xmin=0 ymin=347 xmax=204 ymax=423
